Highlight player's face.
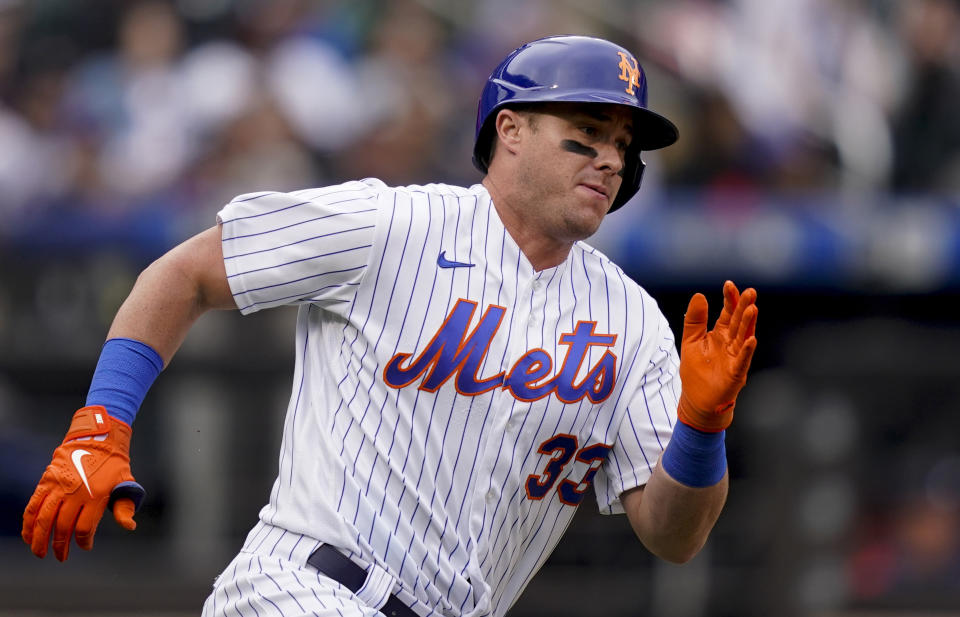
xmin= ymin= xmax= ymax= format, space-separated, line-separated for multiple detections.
xmin=516 ymin=103 xmax=632 ymax=241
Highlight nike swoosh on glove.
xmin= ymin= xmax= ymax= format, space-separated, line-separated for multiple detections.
xmin=22 ymin=405 xmax=145 ymax=561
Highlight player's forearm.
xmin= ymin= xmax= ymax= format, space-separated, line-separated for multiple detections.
xmin=107 ymin=260 xmax=205 ymax=366
xmin=625 ymin=464 xmax=728 ymax=564
xmin=106 ymin=225 xmax=235 ymax=365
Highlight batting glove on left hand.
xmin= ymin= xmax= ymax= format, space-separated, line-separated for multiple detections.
xmin=678 ymin=280 xmax=758 ymax=433
xmin=22 ymin=405 xmax=145 ymax=561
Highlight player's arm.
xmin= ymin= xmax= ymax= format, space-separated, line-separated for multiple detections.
xmin=620 ymin=459 xmax=728 ymax=563
xmin=107 ymin=224 xmax=236 ymax=363
xmin=621 ymin=281 xmax=757 ymax=564
xmin=22 ymin=225 xmax=235 ymax=561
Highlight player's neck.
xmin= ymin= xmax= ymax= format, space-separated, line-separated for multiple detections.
xmin=482 ymin=176 xmax=574 ymax=271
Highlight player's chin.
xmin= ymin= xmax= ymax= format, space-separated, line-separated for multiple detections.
xmin=563 ymin=205 xmax=607 ymax=239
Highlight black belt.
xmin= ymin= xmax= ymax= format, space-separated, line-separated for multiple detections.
xmin=307 ymin=545 xmax=417 ymax=617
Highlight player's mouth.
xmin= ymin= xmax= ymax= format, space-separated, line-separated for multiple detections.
xmin=577 ymin=182 xmax=610 ymax=202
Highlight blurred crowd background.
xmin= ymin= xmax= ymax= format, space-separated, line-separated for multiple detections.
xmin=2 ymin=0 xmax=959 ymax=615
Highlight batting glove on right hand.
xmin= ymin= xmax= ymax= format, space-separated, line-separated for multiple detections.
xmin=678 ymin=281 xmax=758 ymax=433
xmin=22 ymin=405 xmax=145 ymax=561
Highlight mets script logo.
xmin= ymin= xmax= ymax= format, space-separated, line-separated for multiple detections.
xmin=617 ymin=51 xmax=642 ymax=95
xmin=383 ymin=299 xmax=618 ymax=404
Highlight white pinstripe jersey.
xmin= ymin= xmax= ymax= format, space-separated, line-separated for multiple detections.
xmin=217 ymin=179 xmax=679 ymax=617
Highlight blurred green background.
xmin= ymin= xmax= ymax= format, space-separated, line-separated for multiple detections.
xmin=2 ymin=0 xmax=959 ymax=615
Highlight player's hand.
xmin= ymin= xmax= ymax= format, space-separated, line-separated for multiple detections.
xmin=678 ymin=281 xmax=758 ymax=432
xmin=22 ymin=405 xmax=145 ymax=561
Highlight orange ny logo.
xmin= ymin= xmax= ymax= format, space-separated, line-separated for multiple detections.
xmin=617 ymin=51 xmax=641 ymax=95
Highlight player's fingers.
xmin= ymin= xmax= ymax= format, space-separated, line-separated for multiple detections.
xmin=682 ymin=293 xmax=709 ymax=345
xmin=30 ymin=494 xmax=63 ymax=559
xmin=22 ymin=486 xmax=48 ymax=545
xmin=726 ymin=295 xmax=744 ymax=342
xmin=734 ymin=305 xmax=758 ymax=346
xmin=52 ymin=500 xmax=83 ymax=562
xmin=732 ymin=336 xmax=758 ymax=380
xmin=738 ymin=288 xmax=758 ymax=341
xmin=726 ymin=287 xmax=756 ymax=341
xmin=75 ymin=503 xmax=106 ymax=551
xmin=112 ymin=498 xmax=137 ymax=531
xmin=745 ymin=300 xmax=758 ymax=340
xmin=715 ymin=280 xmax=740 ymax=329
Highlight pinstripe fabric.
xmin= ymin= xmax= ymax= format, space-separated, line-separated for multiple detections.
xmin=202 ymin=521 xmax=380 ymax=617
xmin=211 ymin=179 xmax=678 ymax=617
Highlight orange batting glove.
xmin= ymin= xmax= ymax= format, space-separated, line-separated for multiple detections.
xmin=678 ymin=280 xmax=758 ymax=433
xmin=22 ymin=405 xmax=145 ymax=561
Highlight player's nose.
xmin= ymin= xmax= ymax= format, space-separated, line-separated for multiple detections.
xmin=593 ymin=140 xmax=625 ymax=175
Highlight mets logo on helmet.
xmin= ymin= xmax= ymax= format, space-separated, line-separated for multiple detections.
xmin=617 ymin=51 xmax=641 ymax=95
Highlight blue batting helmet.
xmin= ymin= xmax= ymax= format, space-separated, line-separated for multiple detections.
xmin=473 ymin=35 xmax=678 ymax=212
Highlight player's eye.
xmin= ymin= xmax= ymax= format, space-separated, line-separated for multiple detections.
xmin=579 ymin=126 xmax=598 ymax=138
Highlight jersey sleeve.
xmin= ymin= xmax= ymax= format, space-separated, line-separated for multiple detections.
xmin=216 ymin=181 xmax=382 ymax=315
xmin=594 ymin=313 xmax=681 ymax=514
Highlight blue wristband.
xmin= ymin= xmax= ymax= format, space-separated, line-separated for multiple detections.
xmin=85 ymin=338 xmax=164 ymax=426
xmin=660 ymin=421 xmax=727 ymax=488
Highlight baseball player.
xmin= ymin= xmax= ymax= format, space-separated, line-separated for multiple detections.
xmin=23 ymin=35 xmax=758 ymax=617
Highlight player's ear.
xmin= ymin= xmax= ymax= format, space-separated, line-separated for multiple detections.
xmin=494 ymin=108 xmax=525 ymax=154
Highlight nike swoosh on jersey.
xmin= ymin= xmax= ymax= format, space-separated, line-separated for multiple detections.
xmin=71 ymin=449 xmax=94 ymax=497
xmin=437 ymin=251 xmax=475 ymax=269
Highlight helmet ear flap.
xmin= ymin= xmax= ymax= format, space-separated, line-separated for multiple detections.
xmin=472 ymin=119 xmax=496 ymax=174
xmin=610 ymin=153 xmax=645 ymax=213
